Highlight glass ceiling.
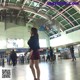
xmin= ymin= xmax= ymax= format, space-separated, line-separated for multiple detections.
xmin=0 ymin=0 xmax=80 ymax=37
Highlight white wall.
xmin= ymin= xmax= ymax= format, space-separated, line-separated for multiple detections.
xmin=0 ymin=22 xmax=50 ymax=49
xmin=50 ymin=29 xmax=80 ymax=47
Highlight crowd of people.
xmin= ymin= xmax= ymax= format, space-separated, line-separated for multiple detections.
xmin=5 ymin=45 xmax=76 ymax=67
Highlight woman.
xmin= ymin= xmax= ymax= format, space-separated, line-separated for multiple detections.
xmin=28 ymin=27 xmax=40 ymax=80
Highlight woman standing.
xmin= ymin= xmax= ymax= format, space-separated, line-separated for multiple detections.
xmin=28 ymin=27 xmax=40 ymax=80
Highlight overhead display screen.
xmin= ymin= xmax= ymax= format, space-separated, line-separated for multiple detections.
xmin=7 ymin=38 xmax=24 ymax=48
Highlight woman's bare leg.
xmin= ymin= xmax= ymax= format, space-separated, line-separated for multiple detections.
xmin=30 ymin=60 xmax=36 ymax=79
xmin=34 ymin=60 xmax=40 ymax=80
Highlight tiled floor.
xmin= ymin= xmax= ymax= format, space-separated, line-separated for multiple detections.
xmin=0 ymin=59 xmax=80 ymax=80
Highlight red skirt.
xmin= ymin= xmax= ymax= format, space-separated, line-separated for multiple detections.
xmin=30 ymin=50 xmax=40 ymax=60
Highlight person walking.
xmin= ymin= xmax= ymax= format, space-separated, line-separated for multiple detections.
xmin=10 ymin=49 xmax=17 ymax=67
xmin=46 ymin=48 xmax=50 ymax=62
xmin=70 ymin=45 xmax=76 ymax=61
xmin=28 ymin=27 xmax=40 ymax=80
xmin=49 ymin=47 xmax=53 ymax=62
xmin=7 ymin=54 xmax=11 ymax=65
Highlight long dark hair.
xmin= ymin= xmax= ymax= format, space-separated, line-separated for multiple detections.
xmin=31 ymin=27 xmax=38 ymax=38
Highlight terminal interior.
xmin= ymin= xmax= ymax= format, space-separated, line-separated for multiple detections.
xmin=0 ymin=0 xmax=80 ymax=80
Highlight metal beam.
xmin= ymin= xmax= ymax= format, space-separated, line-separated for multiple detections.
xmin=73 ymin=5 xmax=80 ymax=14
xmin=22 ymin=0 xmax=28 ymax=8
xmin=17 ymin=0 xmax=28 ymax=17
xmin=28 ymin=0 xmax=50 ymax=23
xmin=65 ymin=24 xmax=80 ymax=32
xmin=50 ymin=1 xmax=79 ymax=27
xmin=48 ymin=6 xmax=75 ymax=27
xmin=32 ymin=0 xmax=75 ymax=27
xmin=0 ymin=4 xmax=50 ymax=20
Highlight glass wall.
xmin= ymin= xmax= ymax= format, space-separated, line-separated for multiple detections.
xmin=0 ymin=39 xmax=48 ymax=49
xmin=39 ymin=39 xmax=47 ymax=48
xmin=0 ymin=40 xmax=6 ymax=49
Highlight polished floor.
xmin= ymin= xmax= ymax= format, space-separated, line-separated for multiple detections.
xmin=1 ymin=59 xmax=80 ymax=80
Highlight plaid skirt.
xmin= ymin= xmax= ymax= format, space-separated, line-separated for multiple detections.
xmin=30 ymin=50 xmax=40 ymax=60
